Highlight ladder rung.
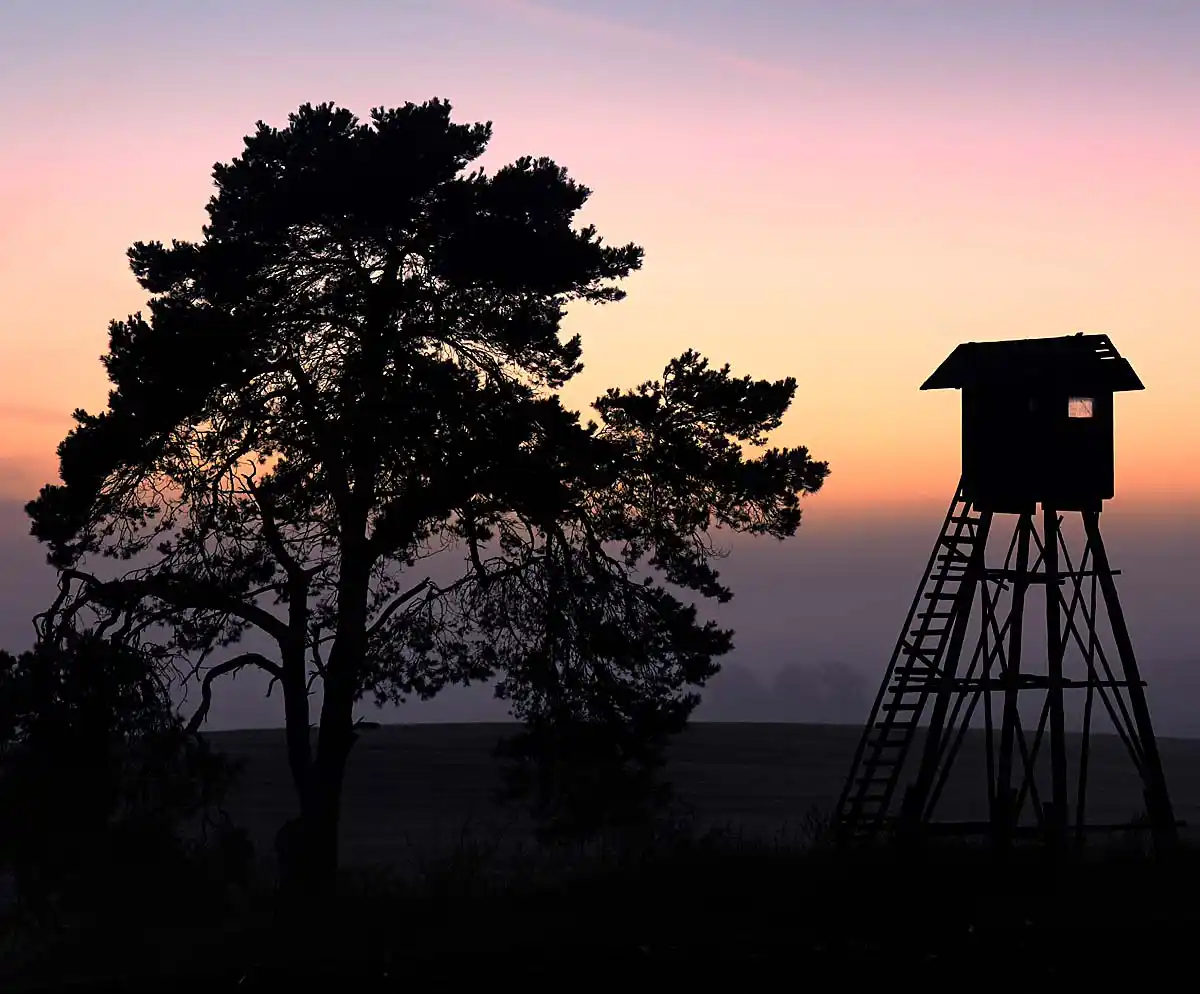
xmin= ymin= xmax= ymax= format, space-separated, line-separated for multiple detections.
xmin=859 ymin=760 xmax=899 ymax=771
xmin=938 ymin=537 xmax=973 ymax=549
xmin=838 ymin=487 xmax=988 ymax=842
xmin=894 ymin=661 xmax=938 ymax=675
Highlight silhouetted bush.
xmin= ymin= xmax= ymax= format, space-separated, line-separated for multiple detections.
xmin=495 ymin=710 xmax=685 ymax=844
xmin=0 ymin=635 xmax=247 ymax=925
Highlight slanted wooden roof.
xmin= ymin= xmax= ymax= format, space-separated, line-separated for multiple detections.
xmin=921 ymin=333 xmax=1144 ymax=392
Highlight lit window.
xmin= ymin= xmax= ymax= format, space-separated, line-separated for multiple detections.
xmin=1068 ymin=397 xmax=1094 ymax=418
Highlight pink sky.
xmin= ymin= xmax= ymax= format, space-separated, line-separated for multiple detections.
xmin=3 ymin=0 xmax=1198 ymax=518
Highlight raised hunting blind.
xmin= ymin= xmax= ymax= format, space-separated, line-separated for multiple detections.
xmin=922 ymin=333 xmax=1143 ymax=513
xmin=836 ymin=334 xmax=1178 ymax=854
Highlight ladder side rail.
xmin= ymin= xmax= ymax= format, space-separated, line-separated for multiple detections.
xmin=901 ymin=510 xmax=993 ymax=825
xmin=834 ymin=481 xmax=970 ymax=820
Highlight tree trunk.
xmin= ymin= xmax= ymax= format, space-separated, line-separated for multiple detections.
xmin=275 ymin=640 xmax=317 ymax=903
xmin=304 ymin=727 xmax=355 ymax=898
xmin=288 ymin=542 xmax=370 ymax=901
xmin=274 ymin=513 xmax=372 ymax=903
xmin=276 ymin=734 xmax=354 ymax=906
xmin=281 ymin=647 xmax=312 ymax=799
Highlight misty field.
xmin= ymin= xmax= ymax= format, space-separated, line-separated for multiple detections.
xmin=6 ymin=722 xmax=1200 ymax=990
xmin=208 ymin=722 xmax=1200 ymax=870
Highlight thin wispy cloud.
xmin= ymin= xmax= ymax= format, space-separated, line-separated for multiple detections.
xmin=457 ymin=0 xmax=812 ymax=87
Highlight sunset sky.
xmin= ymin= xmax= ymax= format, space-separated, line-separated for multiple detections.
xmin=2 ymin=1 xmax=1198 ymax=729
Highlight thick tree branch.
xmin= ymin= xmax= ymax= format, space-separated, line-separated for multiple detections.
xmin=186 ymin=652 xmax=284 ymax=733
xmin=462 ymin=506 xmax=489 ymax=579
xmin=244 ymin=475 xmax=306 ymax=581
xmin=283 ymin=356 xmax=353 ymax=510
xmin=366 ymin=577 xmax=433 ymax=639
xmin=56 ymin=567 xmax=292 ymax=646
xmin=33 ymin=575 xmax=74 ymax=643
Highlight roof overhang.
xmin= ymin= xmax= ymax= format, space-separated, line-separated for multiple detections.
xmin=920 ymin=334 xmax=1144 ymax=392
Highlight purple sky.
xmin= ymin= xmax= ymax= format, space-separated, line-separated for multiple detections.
xmin=4 ymin=498 xmax=1199 ymax=735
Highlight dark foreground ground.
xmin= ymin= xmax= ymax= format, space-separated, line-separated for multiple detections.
xmin=4 ymin=722 xmax=1200 ymax=989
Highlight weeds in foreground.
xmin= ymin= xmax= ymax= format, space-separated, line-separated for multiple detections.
xmin=3 ymin=808 xmax=1199 ymax=989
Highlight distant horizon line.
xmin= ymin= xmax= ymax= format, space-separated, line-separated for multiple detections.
xmin=202 ymin=719 xmax=1200 ymax=743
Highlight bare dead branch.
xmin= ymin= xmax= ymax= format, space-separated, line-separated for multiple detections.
xmin=186 ymin=652 xmax=284 ymax=733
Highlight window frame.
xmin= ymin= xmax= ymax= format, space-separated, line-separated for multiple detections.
xmin=1068 ymin=396 xmax=1095 ymax=419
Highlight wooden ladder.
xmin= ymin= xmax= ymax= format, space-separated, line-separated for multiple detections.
xmin=835 ymin=482 xmax=990 ymax=838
